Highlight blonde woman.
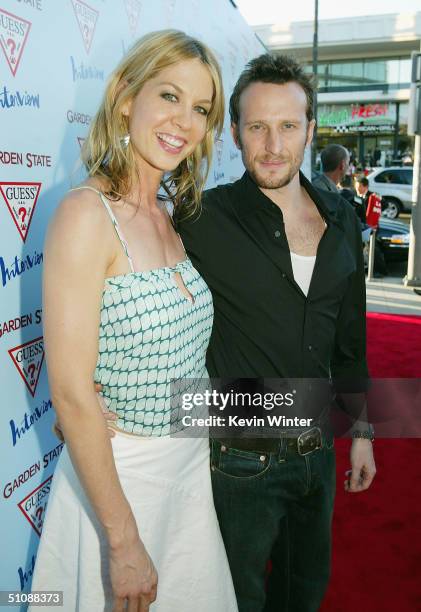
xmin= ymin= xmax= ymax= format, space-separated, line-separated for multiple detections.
xmin=30 ymin=31 xmax=238 ymax=612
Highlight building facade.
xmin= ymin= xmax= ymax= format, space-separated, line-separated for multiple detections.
xmin=255 ymin=12 xmax=421 ymax=169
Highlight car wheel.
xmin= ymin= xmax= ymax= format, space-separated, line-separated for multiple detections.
xmin=382 ymin=198 xmax=401 ymax=219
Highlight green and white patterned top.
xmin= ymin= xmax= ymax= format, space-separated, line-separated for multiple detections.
xmin=71 ymin=187 xmax=214 ymax=436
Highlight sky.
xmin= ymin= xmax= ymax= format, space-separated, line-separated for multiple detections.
xmin=235 ymin=0 xmax=421 ymax=25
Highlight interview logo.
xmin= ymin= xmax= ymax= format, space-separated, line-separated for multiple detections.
xmin=0 ymin=9 xmax=31 ymax=76
xmin=214 ymin=132 xmax=225 ymax=183
xmin=18 ymin=475 xmax=52 ymax=537
xmin=0 ymin=182 xmax=41 ymax=242
xmin=124 ymin=0 xmax=142 ymax=36
xmin=71 ymin=0 xmax=99 ymax=54
xmin=215 ymin=132 xmax=225 ymax=167
xmin=8 ymin=336 xmax=45 ymax=397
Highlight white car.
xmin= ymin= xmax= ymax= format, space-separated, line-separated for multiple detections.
xmin=367 ymin=167 xmax=414 ymax=219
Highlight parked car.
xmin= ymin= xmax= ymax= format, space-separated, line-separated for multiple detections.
xmin=339 ymin=188 xmax=410 ymax=266
xmin=367 ymin=167 xmax=414 ymax=219
xmin=361 ymin=218 xmax=409 ymax=272
xmin=376 ymin=217 xmax=410 ymax=262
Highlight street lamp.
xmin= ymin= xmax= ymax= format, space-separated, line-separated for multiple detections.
xmin=312 ymin=0 xmax=319 ymax=172
xmin=405 ymin=50 xmax=421 ymax=290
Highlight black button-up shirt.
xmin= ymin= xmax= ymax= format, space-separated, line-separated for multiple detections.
xmin=178 ymin=171 xmax=369 ymax=392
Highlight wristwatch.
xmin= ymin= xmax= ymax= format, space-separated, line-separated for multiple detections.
xmin=352 ymin=424 xmax=374 ymax=442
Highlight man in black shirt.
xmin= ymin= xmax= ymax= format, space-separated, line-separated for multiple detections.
xmin=178 ymin=55 xmax=376 ymax=612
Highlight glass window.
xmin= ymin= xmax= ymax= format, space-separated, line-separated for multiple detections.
xmin=399 ymin=169 xmax=413 ymax=184
xmin=374 ymin=170 xmax=400 ymax=184
xmin=364 ymin=61 xmax=387 ymax=84
xmin=399 ymin=59 xmax=412 ymax=83
xmin=317 ymin=63 xmax=330 ymax=88
xmin=375 ymin=170 xmax=413 ymax=185
xmin=309 ymin=57 xmax=412 ymax=92
xmin=399 ymin=103 xmax=409 ymax=125
xmin=385 ymin=59 xmax=400 ymax=84
xmin=329 ymin=62 xmax=364 ymax=87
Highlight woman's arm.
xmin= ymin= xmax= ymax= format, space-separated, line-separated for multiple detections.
xmin=43 ymin=190 xmax=157 ymax=609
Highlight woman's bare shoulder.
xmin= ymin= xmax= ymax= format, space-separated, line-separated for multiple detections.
xmin=51 ymin=179 xmax=112 ymax=235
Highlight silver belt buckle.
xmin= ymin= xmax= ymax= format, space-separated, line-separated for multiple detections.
xmin=297 ymin=427 xmax=322 ymax=456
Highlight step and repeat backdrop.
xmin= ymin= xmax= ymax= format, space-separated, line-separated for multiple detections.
xmin=0 ymin=0 xmax=264 ymax=604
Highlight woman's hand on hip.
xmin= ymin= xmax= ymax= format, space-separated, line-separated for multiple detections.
xmin=52 ymin=382 xmax=117 ymax=442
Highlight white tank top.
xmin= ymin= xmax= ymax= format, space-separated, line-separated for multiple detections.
xmin=290 ymin=252 xmax=316 ymax=297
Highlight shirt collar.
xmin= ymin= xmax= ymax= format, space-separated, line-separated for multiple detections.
xmin=233 ymin=170 xmax=340 ymax=226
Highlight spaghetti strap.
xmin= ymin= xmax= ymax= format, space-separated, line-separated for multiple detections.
xmin=70 ymin=186 xmax=102 ymax=196
xmin=69 ymin=186 xmax=135 ymax=273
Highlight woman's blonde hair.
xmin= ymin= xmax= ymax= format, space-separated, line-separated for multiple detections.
xmin=82 ymin=29 xmax=224 ymax=220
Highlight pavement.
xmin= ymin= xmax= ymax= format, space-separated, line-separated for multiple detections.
xmin=366 ymin=261 xmax=421 ymax=316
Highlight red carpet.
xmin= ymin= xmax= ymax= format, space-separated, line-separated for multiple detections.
xmin=364 ymin=312 xmax=421 ymax=377
xmin=320 ymin=313 xmax=421 ymax=612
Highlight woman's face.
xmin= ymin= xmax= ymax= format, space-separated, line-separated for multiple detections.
xmin=123 ymin=58 xmax=214 ymax=174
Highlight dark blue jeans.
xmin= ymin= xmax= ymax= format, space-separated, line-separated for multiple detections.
xmin=210 ymin=436 xmax=336 ymax=612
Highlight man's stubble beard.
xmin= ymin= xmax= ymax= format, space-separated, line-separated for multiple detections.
xmin=247 ymin=158 xmax=302 ymax=189
xmin=238 ymin=138 xmax=305 ymax=190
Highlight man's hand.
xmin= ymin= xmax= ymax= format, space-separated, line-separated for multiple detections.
xmin=53 ymin=383 xmax=117 ymax=441
xmin=344 ymin=438 xmax=376 ymax=493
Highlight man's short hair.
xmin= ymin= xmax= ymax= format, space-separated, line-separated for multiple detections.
xmin=320 ymin=144 xmax=349 ymax=172
xmin=356 ymin=176 xmax=369 ymax=187
xmin=229 ymin=53 xmax=315 ymax=125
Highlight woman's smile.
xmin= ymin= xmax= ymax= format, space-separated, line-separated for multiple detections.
xmin=156 ymin=131 xmax=187 ymax=155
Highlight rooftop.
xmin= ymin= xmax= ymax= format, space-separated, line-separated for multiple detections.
xmin=255 ymin=12 xmax=421 ymax=60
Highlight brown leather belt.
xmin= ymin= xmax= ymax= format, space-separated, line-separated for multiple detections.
xmin=214 ymin=427 xmax=324 ymax=456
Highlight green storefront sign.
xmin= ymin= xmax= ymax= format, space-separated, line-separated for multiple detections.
xmin=318 ymin=103 xmax=397 ymax=127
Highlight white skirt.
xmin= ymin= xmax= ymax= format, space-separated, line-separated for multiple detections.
xmin=29 ymin=432 xmax=238 ymax=612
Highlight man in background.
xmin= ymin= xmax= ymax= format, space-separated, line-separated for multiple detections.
xmin=312 ymin=144 xmax=350 ymax=192
xmin=355 ymin=176 xmax=388 ymax=276
xmin=355 ymin=175 xmax=371 ymax=210
xmin=314 ymin=151 xmax=387 ymax=277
